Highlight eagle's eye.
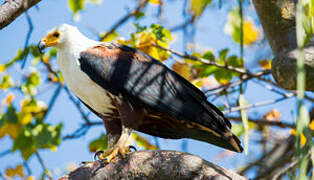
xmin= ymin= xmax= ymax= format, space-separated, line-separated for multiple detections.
xmin=53 ymin=32 xmax=60 ymax=38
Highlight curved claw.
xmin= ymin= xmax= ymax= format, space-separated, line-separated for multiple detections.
xmin=94 ymin=150 xmax=104 ymax=160
xmin=129 ymin=145 xmax=137 ymax=152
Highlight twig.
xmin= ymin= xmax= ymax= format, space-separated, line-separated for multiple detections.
xmin=0 ymin=149 xmax=10 ymax=157
xmin=155 ymin=45 xmax=271 ymax=77
xmin=63 ymin=86 xmax=91 ymax=124
xmin=21 ymin=11 xmax=33 ymax=68
xmin=205 ymin=75 xmax=254 ymax=96
xmin=227 ymin=116 xmax=295 ymax=128
xmin=22 ymin=160 xmax=32 ymax=177
xmin=170 ymin=17 xmax=195 ymax=32
xmin=223 ymin=96 xmax=293 ymax=113
xmin=62 ymin=121 xmax=102 ymax=140
xmin=42 ymin=84 xmax=62 ymax=121
xmin=35 ymin=151 xmax=52 ymax=180
xmin=101 ymin=0 xmax=149 ymax=41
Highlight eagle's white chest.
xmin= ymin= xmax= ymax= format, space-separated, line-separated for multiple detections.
xmin=57 ymin=48 xmax=115 ymax=115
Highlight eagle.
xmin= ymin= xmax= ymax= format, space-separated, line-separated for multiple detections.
xmin=38 ymin=24 xmax=243 ymax=162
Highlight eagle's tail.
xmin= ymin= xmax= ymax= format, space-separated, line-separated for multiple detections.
xmin=183 ymin=126 xmax=243 ymax=153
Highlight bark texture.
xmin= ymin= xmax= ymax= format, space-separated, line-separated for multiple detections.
xmin=58 ymin=150 xmax=247 ymax=180
xmin=0 ymin=0 xmax=41 ymax=30
xmin=253 ymin=0 xmax=314 ymax=91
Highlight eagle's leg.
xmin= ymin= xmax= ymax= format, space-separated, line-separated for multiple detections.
xmin=97 ymin=125 xmax=132 ymax=162
xmin=97 ymin=99 xmax=142 ymax=163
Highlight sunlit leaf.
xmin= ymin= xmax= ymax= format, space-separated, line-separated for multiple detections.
xmin=243 ymin=21 xmax=258 ymax=45
xmin=172 ymin=62 xmax=193 ymax=81
xmin=259 ymin=59 xmax=271 ymax=70
xmin=309 ymin=120 xmax=314 ymax=130
xmin=5 ymin=164 xmax=24 ymax=178
xmin=214 ymin=70 xmax=232 ymax=85
xmin=21 ymin=71 xmax=40 ymax=96
xmin=191 ymin=79 xmax=202 ymax=89
xmin=0 ymin=64 xmax=6 ymax=72
xmin=88 ymin=134 xmax=108 ymax=152
xmin=5 ymin=93 xmax=14 ymax=105
xmin=263 ymin=109 xmax=281 ymax=121
xmin=101 ymin=31 xmax=119 ymax=42
xmin=291 ymin=129 xmax=307 ymax=147
xmin=0 ymin=75 xmax=13 ymax=90
xmin=132 ymin=132 xmax=158 ymax=150
xmin=12 ymin=122 xmax=63 ymax=160
xmin=224 ymin=9 xmax=259 ymax=45
xmin=190 ymin=0 xmax=211 ymax=17
xmin=149 ymin=0 xmax=162 ymax=5
xmin=68 ymin=0 xmax=86 ymax=14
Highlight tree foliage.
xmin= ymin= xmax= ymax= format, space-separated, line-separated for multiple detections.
xmin=0 ymin=0 xmax=313 ymax=179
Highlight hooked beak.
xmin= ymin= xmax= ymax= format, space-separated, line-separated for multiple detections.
xmin=38 ymin=40 xmax=46 ymax=54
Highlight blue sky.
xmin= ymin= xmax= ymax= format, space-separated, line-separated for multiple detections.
xmin=0 ymin=0 xmax=304 ymax=178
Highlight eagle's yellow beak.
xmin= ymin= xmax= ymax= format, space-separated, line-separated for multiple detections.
xmin=38 ymin=31 xmax=60 ymax=53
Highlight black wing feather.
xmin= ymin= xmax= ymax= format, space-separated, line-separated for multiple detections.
xmin=79 ymin=43 xmax=231 ymax=135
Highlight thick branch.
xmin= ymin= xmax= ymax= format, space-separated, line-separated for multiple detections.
xmin=59 ymin=150 xmax=247 ymax=180
xmin=0 ymin=0 xmax=41 ymax=30
xmin=252 ymin=0 xmax=314 ymax=91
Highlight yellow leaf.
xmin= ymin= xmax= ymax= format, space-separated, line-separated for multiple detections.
xmin=132 ymin=132 xmax=158 ymax=150
xmin=5 ymin=93 xmax=14 ymax=105
xmin=149 ymin=0 xmax=162 ymax=5
xmin=0 ymin=123 xmax=21 ymax=139
xmin=190 ymin=0 xmax=211 ymax=17
xmin=5 ymin=164 xmax=24 ymax=178
xmin=42 ymin=56 xmax=50 ymax=64
xmin=191 ymin=79 xmax=202 ymax=89
xmin=18 ymin=113 xmax=33 ymax=125
xmin=116 ymin=38 xmax=130 ymax=45
xmin=243 ymin=21 xmax=259 ymax=45
xmin=259 ymin=59 xmax=271 ymax=70
xmin=137 ymin=32 xmax=156 ymax=49
xmin=172 ymin=62 xmax=193 ymax=81
xmin=50 ymin=145 xmax=58 ymax=152
xmin=290 ymin=129 xmax=307 ymax=147
xmin=27 ymin=176 xmax=35 ymax=180
xmin=0 ymin=64 xmax=6 ymax=72
xmin=101 ymin=31 xmax=119 ymax=42
xmin=310 ymin=120 xmax=314 ymax=130
xmin=263 ymin=109 xmax=281 ymax=121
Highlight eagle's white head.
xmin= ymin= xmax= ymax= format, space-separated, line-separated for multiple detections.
xmin=38 ymin=24 xmax=97 ymax=53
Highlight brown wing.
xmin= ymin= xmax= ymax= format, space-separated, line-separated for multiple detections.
xmin=78 ymin=43 xmax=243 ymax=152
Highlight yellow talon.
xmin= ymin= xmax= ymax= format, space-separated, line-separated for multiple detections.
xmin=95 ymin=146 xmax=132 ymax=163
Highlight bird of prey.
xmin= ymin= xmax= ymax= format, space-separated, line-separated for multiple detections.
xmin=38 ymin=24 xmax=243 ymax=162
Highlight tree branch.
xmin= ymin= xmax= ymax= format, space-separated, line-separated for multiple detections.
xmin=0 ymin=0 xmax=41 ymax=30
xmin=252 ymin=0 xmax=314 ymax=91
xmin=58 ymin=151 xmax=247 ymax=180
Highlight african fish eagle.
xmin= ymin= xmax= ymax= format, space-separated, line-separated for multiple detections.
xmin=38 ymin=24 xmax=243 ymax=162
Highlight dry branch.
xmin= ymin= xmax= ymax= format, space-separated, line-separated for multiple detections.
xmin=0 ymin=0 xmax=41 ymax=30
xmin=59 ymin=150 xmax=247 ymax=180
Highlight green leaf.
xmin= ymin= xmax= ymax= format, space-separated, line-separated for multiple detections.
xmin=88 ymin=134 xmax=108 ymax=152
xmin=239 ymin=94 xmax=249 ymax=155
xmin=13 ymin=122 xmax=63 ymax=160
xmin=134 ymin=11 xmax=145 ymax=19
xmin=202 ymin=51 xmax=215 ymax=61
xmin=101 ymin=31 xmax=119 ymax=42
xmin=68 ymin=0 xmax=86 ymax=14
xmin=218 ymin=48 xmax=229 ymax=64
xmin=214 ymin=69 xmax=232 ymax=84
xmin=0 ymin=75 xmax=14 ymax=90
xmin=2 ymin=105 xmax=18 ymax=124
xmin=21 ymin=71 xmax=40 ymax=95
xmin=190 ymin=0 xmax=211 ymax=17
